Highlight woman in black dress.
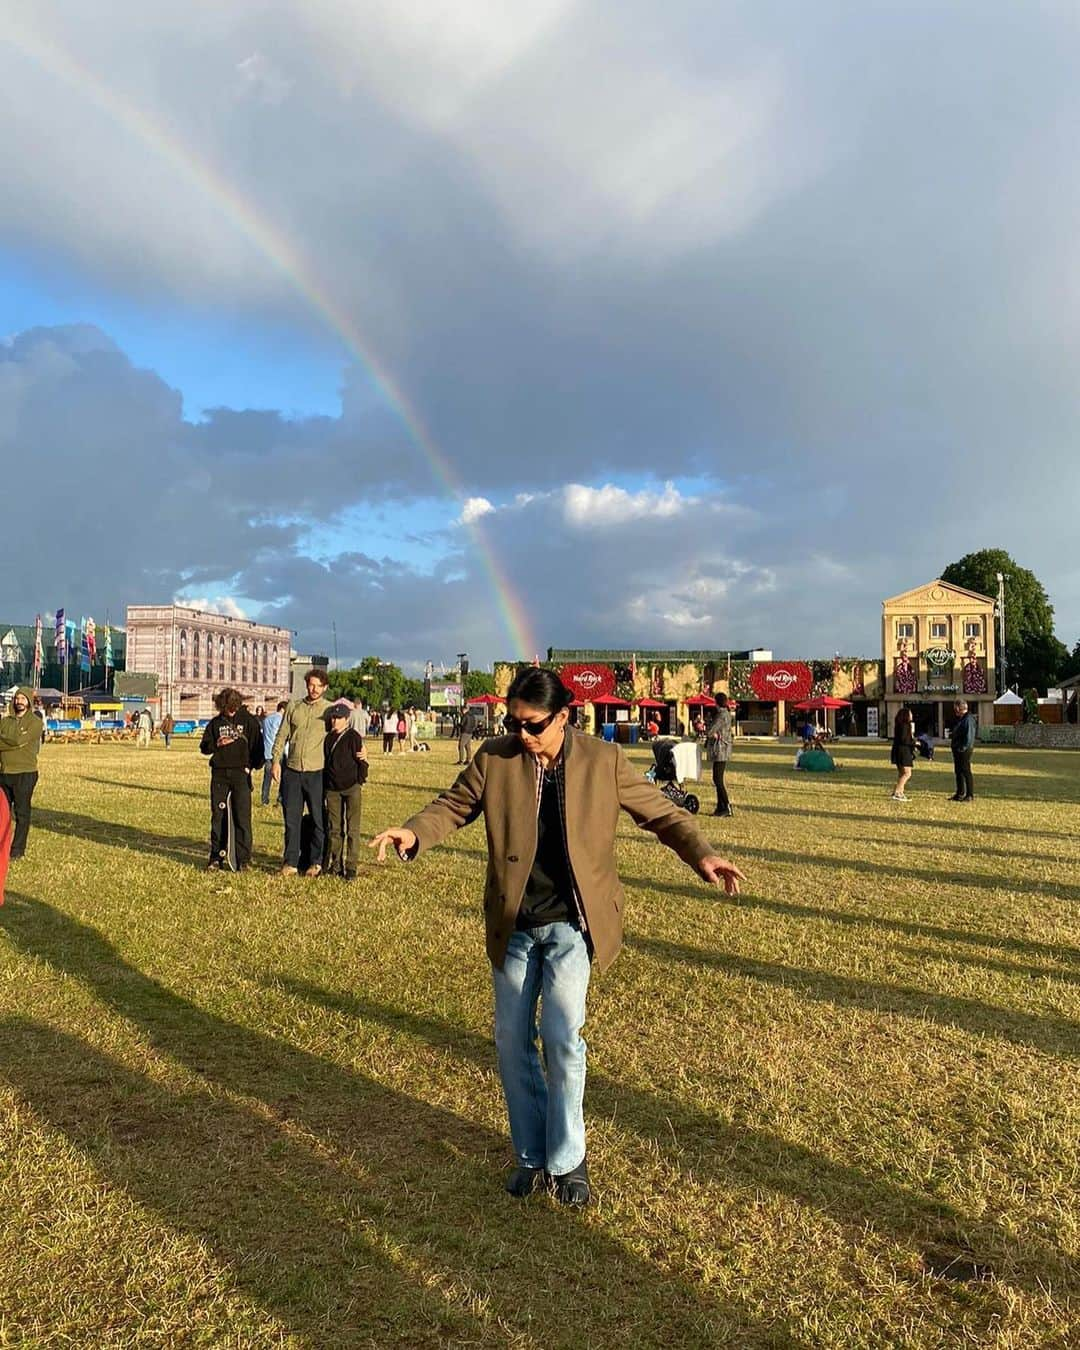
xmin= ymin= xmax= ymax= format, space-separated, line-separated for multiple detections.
xmin=890 ymin=708 xmax=916 ymax=801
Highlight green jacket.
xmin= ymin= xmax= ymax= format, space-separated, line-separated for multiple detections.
xmin=271 ymin=695 xmax=331 ymax=772
xmin=0 ymin=688 xmax=44 ymax=774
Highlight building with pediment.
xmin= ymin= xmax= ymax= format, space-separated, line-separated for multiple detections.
xmin=881 ymin=580 xmax=997 ymax=737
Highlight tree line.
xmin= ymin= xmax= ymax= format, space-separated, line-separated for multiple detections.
xmin=324 ymin=655 xmax=495 ymax=710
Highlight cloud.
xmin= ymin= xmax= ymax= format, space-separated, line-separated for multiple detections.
xmin=457 ymin=496 xmax=495 ymax=525
xmin=4 ymin=5 xmax=1080 ymax=654
xmin=175 ymin=595 xmax=249 ymax=620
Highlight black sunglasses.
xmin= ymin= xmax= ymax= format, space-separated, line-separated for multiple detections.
xmin=505 ymin=711 xmax=559 ymax=736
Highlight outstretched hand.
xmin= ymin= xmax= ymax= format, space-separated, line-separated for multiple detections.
xmin=369 ymin=826 xmax=418 ymax=862
xmin=698 ymin=855 xmax=745 ymax=895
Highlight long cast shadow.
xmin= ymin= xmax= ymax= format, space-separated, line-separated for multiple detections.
xmin=618 ymin=884 xmax=1080 ymax=969
xmin=32 ymin=808 xmax=278 ymax=870
xmin=0 ymin=897 xmax=787 ymax=1347
xmin=82 ymin=776 xmax=205 ymax=799
xmin=731 ymin=844 xmax=1080 ymax=906
xmin=272 ymin=978 xmax=1070 ymax=1297
xmin=626 ymin=934 xmax=1080 ymax=1062
xmin=737 ymin=801 xmax=1077 ymax=843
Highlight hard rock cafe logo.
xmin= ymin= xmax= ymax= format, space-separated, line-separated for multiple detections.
xmin=574 ymin=670 xmax=605 ymax=692
xmin=764 ymin=669 xmax=799 ymax=691
xmin=924 ymin=647 xmax=954 ymax=669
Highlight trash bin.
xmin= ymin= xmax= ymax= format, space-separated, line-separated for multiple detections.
xmin=628 ymin=724 xmax=639 ymax=744
xmin=602 ymin=724 xmax=616 ymax=742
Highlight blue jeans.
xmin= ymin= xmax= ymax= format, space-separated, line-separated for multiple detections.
xmin=260 ymin=763 xmax=276 ymax=806
xmin=492 ymin=922 xmax=591 ymax=1176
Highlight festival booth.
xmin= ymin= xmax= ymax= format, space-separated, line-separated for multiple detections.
xmin=993 ymin=690 xmax=1023 ymax=726
xmin=743 ymin=662 xmax=814 ymax=736
xmin=84 ymin=695 xmax=127 ymax=731
xmin=466 ymin=692 xmax=505 ymax=733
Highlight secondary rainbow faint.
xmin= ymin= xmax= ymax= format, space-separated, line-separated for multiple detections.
xmin=8 ymin=19 xmax=537 ymax=659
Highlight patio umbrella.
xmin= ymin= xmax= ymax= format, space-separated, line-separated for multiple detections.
xmin=684 ymin=693 xmax=718 ymax=707
xmin=467 ymin=694 xmax=504 ymax=705
xmin=633 ymin=697 xmax=666 ymax=708
xmin=589 ymin=693 xmax=631 ymax=705
xmin=792 ymin=696 xmax=852 ymax=711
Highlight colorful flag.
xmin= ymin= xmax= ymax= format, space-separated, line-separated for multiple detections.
xmin=33 ymin=615 xmax=43 ymax=674
xmin=104 ymin=625 xmax=113 ymax=669
xmin=55 ymin=608 xmax=66 ymax=665
xmin=65 ymin=620 xmax=77 ymax=662
xmin=86 ymin=616 xmax=97 ymax=663
xmin=80 ymin=617 xmax=91 ymax=674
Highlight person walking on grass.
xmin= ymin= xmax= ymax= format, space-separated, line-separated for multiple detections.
xmin=324 ymin=702 xmax=368 ymax=880
xmin=890 ymin=707 xmax=915 ymax=800
xmin=0 ymin=687 xmax=44 ymax=861
xmin=160 ymin=713 xmax=175 ymax=749
xmin=200 ymin=688 xmax=264 ymax=871
xmin=949 ymin=699 xmax=977 ymax=802
xmin=456 ymin=706 xmax=476 ymax=765
xmin=370 ymin=668 xmax=744 ymax=1208
xmin=705 ymin=697 xmax=736 ymax=816
xmin=382 ymin=713 xmax=396 ymax=756
xmin=271 ymin=668 xmax=331 ymax=877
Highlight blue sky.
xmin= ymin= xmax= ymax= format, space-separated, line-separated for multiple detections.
xmin=3 ymin=2 xmax=1080 ymax=667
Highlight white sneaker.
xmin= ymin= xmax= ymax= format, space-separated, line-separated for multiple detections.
xmin=889 ymin=793 xmax=907 ymax=801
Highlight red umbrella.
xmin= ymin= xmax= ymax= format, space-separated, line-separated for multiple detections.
xmin=792 ymin=696 xmax=851 ymax=711
xmin=633 ymin=697 xmax=666 ymax=708
xmin=467 ymin=694 xmax=504 ymax=705
xmin=684 ymin=693 xmax=718 ymax=707
xmin=589 ymin=693 xmax=631 ymax=705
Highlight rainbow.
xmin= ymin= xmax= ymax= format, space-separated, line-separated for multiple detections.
xmin=8 ymin=19 xmax=537 ymax=659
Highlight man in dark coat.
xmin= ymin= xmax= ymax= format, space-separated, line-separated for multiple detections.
xmin=948 ymin=700 xmax=977 ymax=801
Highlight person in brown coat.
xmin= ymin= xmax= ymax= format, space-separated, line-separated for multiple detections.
xmin=371 ymin=668 xmax=744 ymax=1207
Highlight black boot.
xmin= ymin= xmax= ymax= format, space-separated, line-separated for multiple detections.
xmin=505 ymin=1165 xmax=545 ymax=1198
xmin=550 ymin=1156 xmax=590 ymax=1207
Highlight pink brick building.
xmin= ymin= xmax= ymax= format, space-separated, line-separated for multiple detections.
xmin=124 ymin=604 xmax=292 ymax=718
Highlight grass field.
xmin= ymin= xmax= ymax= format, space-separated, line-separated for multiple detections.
xmin=1 ymin=736 xmax=1078 ymax=1348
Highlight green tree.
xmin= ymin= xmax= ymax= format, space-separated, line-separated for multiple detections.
xmin=1059 ymin=639 xmax=1080 ymax=683
xmin=463 ymin=670 xmax=495 ymax=700
xmin=941 ymin=549 xmax=1065 ymax=691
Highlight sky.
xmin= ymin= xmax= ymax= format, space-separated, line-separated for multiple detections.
xmin=3 ymin=1 xmax=1080 ymax=669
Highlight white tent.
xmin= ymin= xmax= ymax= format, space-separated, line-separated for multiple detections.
xmin=993 ymin=690 xmax=1023 ymax=705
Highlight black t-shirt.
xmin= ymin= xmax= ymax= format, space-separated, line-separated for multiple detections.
xmin=517 ymin=770 xmax=574 ymax=928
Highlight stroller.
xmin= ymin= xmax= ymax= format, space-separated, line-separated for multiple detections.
xmin=645 ymin=739 xmax=700 ymax=814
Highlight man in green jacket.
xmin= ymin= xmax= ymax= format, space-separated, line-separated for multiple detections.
xmin=0 ymin=687 xmax=44 ymax=860
xmin=271 ymin=668 xmax=331 ymax=876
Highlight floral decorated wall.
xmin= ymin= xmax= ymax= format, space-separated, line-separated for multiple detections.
xmin=494 ymin=657 xmax=885 ymax=702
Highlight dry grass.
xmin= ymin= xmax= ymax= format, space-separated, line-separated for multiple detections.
xmin=0 ymin=736 xmax=1077 ymax=1347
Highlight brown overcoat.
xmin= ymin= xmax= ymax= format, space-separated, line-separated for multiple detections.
xmin=403 ymin=729 xmax=716 ymax=972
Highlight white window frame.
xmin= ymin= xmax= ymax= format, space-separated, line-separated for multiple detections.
xmin=964 ymin=621 xmax=981 ymax=639
xmin=930 ymin=622 xmax=947 ymax=640
xmin=896 ymin=621 xmax=914 ymax=640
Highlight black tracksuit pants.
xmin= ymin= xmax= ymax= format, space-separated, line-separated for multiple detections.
xmin=711 ymin=760 xmax=730 ymax=812
xmin=0 ymin=771 xmax=38 ymax=857
xmin=209 ymin=767 xmax=253 ymax=866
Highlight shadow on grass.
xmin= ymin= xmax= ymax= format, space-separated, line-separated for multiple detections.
xmin=626 ymin=886 xmax=1080 ymax=971
xmin=737 ymin=801 xmax=1077 ymax=842
xmin=272 ymin=978 xmax=1070 ymax=1298
xmin=32 ymin=808 xmax=279 ymax=871
xmin=0 ymin=897 xmax=787 ymax=1348
xmin=81 ymin=776 xmax=205 ymax=799
xmin=732 ymin=844 xmax=1080 ymax=906
xmin=626 ymin=934 xmax=1080 ymax=1062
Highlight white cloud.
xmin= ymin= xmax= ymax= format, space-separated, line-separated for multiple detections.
xmin=175 ymin=595 xmax=249 ymax=620
xmin=457 ymin=496 xmax=495 ymax=525
xmin=562 ymin=481 xmax=693 ymax=527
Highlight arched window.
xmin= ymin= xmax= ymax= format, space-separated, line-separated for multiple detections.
xmin=230 ymin=638 xmax=237 ymax=681
xmin=192 ymin=632 xmax=200 ymax=680
xmin=241 ymin=639 xmax=248 ymax=683
xmin=178 ymin=629 xmax=187 ymax=680
xmin=272 ymin=646 xmax=279 ymax=684
xmin=262 ymin=642 xmax=269 ymax=683
xmin=218 ymin=636 xmax=226 ymax=680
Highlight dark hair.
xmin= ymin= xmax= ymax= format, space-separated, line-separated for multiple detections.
xmin=277 ymin=700 xmax=289 ymax=712
xmin=506 ymin=667 xmax=573 ymax=714
xmin=893 ymin=707 xmax=914 ymax=740
xmin=214 ymin=687 xmax=244 ymax=715
xmin=304 ymin=667 xmax=328 ymax=685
